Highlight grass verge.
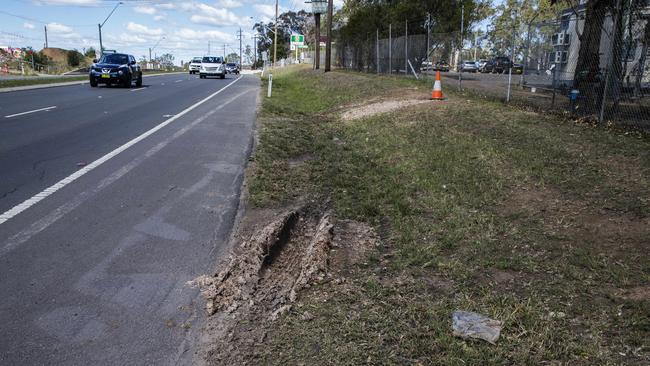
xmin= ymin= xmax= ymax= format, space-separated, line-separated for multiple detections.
xmin=0 ymin=76 xmax=86 ymax=89
xmin=245 ymin=66 xmax=650 ymax=364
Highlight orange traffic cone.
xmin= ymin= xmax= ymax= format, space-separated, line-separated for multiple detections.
xmin=430 ymin=71 xmax=444 ymax=100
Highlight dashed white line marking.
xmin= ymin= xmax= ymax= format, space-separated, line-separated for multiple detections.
xmin=130 ymin=87 xmax=147 ymax=92
xmin=4 ymin=106 xmax=57 ymax=118
xmin=174 ymin=80 xmax=182 ymax=83
xmin=162 ymin=114 xmax=174 ymax=118
xmin=0 ymin=76 xmax=243 ymax=227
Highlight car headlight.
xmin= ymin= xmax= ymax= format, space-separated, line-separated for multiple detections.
xmin=118 ymin=70 xmax=123 ymax=75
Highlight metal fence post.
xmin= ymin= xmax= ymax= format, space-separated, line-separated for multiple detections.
xmin=405 ymin=19 xmax=408 ymax=76
xmin=599 ymin=0 xmax=622 ymax=124
xmin=376 ymin=28 xmax=379 ymax=74
xmin=389 ymin=23 xmax=392 ymax=74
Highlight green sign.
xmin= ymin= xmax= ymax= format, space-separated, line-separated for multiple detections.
xmin=290 ymin=34 xmax=304 ymax=44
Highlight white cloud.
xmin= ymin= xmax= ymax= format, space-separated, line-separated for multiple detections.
xmin=134 ymin=6 xmax=157 ymax=15
xmin=156 ymin=3 xmax=176 ymax=10
xmin=175 ymin=28 xmax=231 ymax=43
xmin=35 ymin=0 xmax=100 ymax=5
xmin=254 ymin=4 xmax=276 ymax=18
xmin=154 ymin=15 xmax=166 ymax=21
xmin=47 ymin=22 xmax=74 ymax=33
xmin=218 ymin=0 xmax=242 ymax=8
xmin=189 ymin=4 xmax=248 ymax=26
xmin=126 ymin=22 xmax=164 ymax=36
xmin=23 ymin=22 xmax=35 ymax=29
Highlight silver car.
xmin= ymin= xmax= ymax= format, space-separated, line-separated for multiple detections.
xmin=460 ymin=60 xmax=479 ymax=73
xmin=199 ymin=56 xmax=226 ymax=79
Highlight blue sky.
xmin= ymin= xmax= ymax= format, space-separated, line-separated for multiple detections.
xmin=0 ymin=0 xmax=341 ymax=65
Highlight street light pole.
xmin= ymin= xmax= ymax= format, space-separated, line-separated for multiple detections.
xmin=98 ymin=1 xmax=123 ymax=56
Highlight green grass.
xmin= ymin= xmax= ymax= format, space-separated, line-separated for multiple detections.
xmin=0 ymin=76 xmax=87 ymax=88
xmin=246 ymin=66 xmax=650 ymax=364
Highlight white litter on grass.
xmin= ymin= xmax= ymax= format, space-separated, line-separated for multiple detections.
xmin=452 ymin=311 xmax=502 ymax=344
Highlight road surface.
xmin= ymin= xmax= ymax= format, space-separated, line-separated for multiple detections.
xmin=0 ymin=73 xmax=259 ymax=364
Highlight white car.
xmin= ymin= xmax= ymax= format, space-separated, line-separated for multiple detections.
xmin=189 ymin=57 xmax=202 ymax=74
xmin=199 ymin=56 xmax=226 ymax=79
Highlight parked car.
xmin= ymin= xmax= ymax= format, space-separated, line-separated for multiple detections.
xmin=89 ymin=52 xmax=142 ymax=88
xmin=512 ymin=63 xmax=524 ymax=74
xmin=199 ymin=56 xmax=226 ymax=79
xmin=189 ymin=57 xmax=202 ymax=74
xmin=225 ymin=63 xmax=240 ymax=74
xmin=477 ymin=59 xmax=489 ymax=71
xmin=492 ymin=56 xmax=512 ymax=74
xmin=432 ymin=61 xmax=450 ymax=72
xmin=460 ymin=60 xmax=479 ymax=72
xmin=480 ymin=59 xmax=495 ymax=73
xmin=421 ymin=60 xmax=433 ymax=71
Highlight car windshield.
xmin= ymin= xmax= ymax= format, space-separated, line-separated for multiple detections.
xmin=227 ymin=63 xmax=236 ymax=67
xmin=202 ymin=57 xmax=223 ymax=63
xmin=100 ymin=54 xmax=129 ymax=65
xmin=192 ymin=58 xmax=202 ymax=63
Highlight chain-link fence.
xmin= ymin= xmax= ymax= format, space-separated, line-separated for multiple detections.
xmin=335 ymin=2 xmax=650 ymax=131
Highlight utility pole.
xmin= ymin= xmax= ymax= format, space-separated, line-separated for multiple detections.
xmin=224 ymin=44 xmax=227 ymax=60
xmin=208 ymin=41 xmax=210 ymax=55
xmin=389 ymin=23 xmax=392 ymax=74
xmin=324 ymin=0 xmax=333 ymax=71
xmin=273 ymin=0 xmax=278 ymax=66
xmin=149 ymin=48 xmax=152 ymax=62
xmin=252 ymin=34 xmax=258 ymax=68
xmin=44 ymin=25 xmax=48 ymax=48
xmin=237 ymin=28 xmax=243 ymax=66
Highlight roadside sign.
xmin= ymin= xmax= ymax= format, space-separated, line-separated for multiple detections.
xmin=290 ymin=44 xmax=296 ymax=51
xmin=290 ymin=34 xmax=304 ymax=45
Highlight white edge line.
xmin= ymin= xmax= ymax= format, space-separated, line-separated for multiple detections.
xmin=0 ymin=76 xmax=243 ymax=225
xmin=5 ymin=106 xmax=57 ymax=118
xmin=130 ymin=87 xmax=147 ymax=92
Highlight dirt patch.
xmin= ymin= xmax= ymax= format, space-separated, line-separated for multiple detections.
xmin=341 ymin=98 xmax=433 ymax=121
xmin=193 ymin=206 xmax=380 ymax=364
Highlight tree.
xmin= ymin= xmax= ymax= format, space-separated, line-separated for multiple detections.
xmin=227 ymin=52 xmax=240 ymax=63
xmin=244 ymin=45 xmax=253 ymax=64
xmin=156 ymin=53 xmax=174 ymax=68
xmin=84 ymin=47 xmax=96 ymax=58
xmin=254 ymin=10 xmax=312 ymax=63
xmin=66 ymin=49 xmax=83 ymax=67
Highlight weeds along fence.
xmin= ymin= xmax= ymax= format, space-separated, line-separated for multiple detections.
xmin=335 ymin=3 xmax=650 ymax=131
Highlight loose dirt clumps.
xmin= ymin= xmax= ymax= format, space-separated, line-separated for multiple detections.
xmin=341 ymin=99 xmax=432 ymax=121
xmin=192 ymin=206 xmax=380 ymax=364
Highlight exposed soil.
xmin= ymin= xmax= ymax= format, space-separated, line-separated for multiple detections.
xmin=341 ymin=98 xmax=433 ymax=121
xmin=192 ymin=205 xmax=379 ymax=364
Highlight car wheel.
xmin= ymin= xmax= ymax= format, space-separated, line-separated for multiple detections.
xmin=123 ymin=75 xmax=132 ymax=88
xmin=90 ymin=78 xmax=97 ymax=87
xmin=136 ymin=74 xmax=142 ymax=87
xmin=220 ymin=74 xmax=225 ymax=79
xmin=200 ymin=75 xmax=205 ymax=79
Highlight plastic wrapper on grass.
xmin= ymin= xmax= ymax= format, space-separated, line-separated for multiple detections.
xmin=452 ymin=311 xmax=502 ymax=344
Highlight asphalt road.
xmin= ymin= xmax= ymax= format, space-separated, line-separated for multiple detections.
xmin=0 ymin=73 xmax=259 ymax=364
